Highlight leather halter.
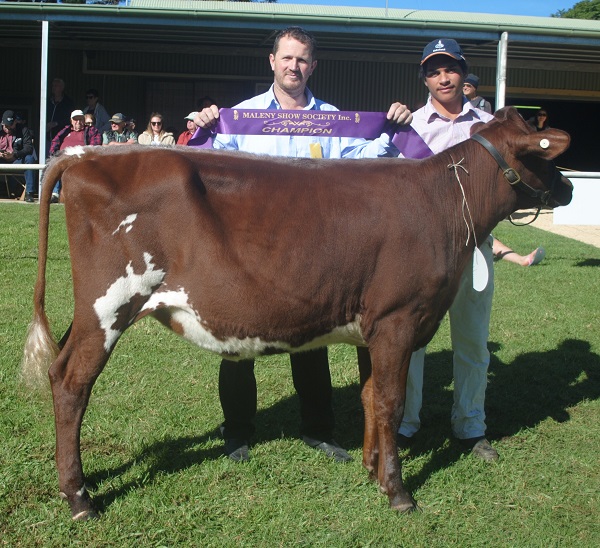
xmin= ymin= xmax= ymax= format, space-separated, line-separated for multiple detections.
xmin=471 ymin=133 xmax=560 ymax=207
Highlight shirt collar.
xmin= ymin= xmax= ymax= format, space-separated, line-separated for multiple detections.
xmin=264 ymin=84 xmax=317 ymax=110
xmin=423 ymin=96 xmax=487 ymax=123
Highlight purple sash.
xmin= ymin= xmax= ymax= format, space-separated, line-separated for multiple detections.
xmin=188 ymin=108 xmax=433 ymax=159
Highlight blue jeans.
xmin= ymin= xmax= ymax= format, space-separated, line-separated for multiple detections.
xmin=13 ymin=151 xmax=37 ymax=194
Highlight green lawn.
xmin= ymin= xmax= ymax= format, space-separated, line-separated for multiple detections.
xmin=1 ymin=203 xmax=599 ymax=546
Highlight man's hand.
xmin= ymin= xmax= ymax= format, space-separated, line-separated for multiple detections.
xmin=194 ymin=105 xmax=219 ymax=129
xmin=386 ymin=102 xmax=413 ymax=126
xmin=1 ymin=151 xmax=15 ymax=161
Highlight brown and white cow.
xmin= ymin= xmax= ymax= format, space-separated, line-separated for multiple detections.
xmin=22 ymin=107 xmax=572 ymax=520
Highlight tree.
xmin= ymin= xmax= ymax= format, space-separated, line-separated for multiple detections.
xmin=552 ymin=0 xmax=600 ymax=19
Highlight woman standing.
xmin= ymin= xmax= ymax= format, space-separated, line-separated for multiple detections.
xmin=138 ymin=113 xmax=175 ymax=146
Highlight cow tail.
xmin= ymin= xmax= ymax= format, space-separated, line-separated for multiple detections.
xmin=21 ymin=154 xmax=75 ymax=390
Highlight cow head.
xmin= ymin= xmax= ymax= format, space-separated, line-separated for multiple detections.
xmin=471 ymin=107 xmax=573 ymax=209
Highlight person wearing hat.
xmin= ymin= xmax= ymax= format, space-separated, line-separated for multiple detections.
xmin=103 ymin=113 xmax=138 ymax=146
xmin=49 ymin=109 xmax=102 ymax=202
xmin=0 ymin=109 xmax=36 ymax=202
xmin=177 ymin=112 xmax=198 ymax=146
xmin=374 ymin=38 xmax=499 ymax=462
xmin=463 ymin=73 xmax=493 ymax=114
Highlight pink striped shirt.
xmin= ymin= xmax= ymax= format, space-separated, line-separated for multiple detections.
xmin=406 ymin=97 xmax=494 ymax=155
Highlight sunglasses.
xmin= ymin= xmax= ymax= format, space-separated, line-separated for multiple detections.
xmin=151 ymin=121 xmax=162 ymax=126
xmin=86 ymin=95 xmax=96 ymax=99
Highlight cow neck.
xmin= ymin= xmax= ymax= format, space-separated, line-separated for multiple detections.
xmin=441 ymin=142 xmax=516 ymax=253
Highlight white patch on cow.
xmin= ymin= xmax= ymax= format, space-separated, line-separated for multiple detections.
xmin=112 ymin=214 xmax=138 ymax=235
xmin=94 ymin=252 xmax=165 ymax=351
xmin=64 ymin=145 xmax=86 ymax=158
xmin=141 ymin=287 xmax=365 ymax=359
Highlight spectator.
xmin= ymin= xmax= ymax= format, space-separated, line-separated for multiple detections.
xmin=46 ymin=77 xmax=74 ymax=145
xmin=103 ymin=113 xmax=138 ymax=146
xmin=138 ymin=113 xmax=175 ymax=146
xmin=127 ymin=118 xmax=136 ymax=132
xmin=83 ymin=88 xmax=110 ymax=133
xmin=0 ymin=110 xmax=37 ymax=202
xmin=528 ymin=109 xmax=550 ymax=131
xmin=84 ymin=113 xmax=96 ymax=128
xmin=462 ymin=73 xmax=492 ymax=113
xmin=49 ymin=109 xmax=102 ymax=202
xmin=493 ymin=238 xmax=546 ymax=266
xmin=177 ymin=112 xmax=198 ymax=146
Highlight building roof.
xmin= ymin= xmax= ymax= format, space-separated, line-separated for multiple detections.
xmin=2 ymin=0 xmax=600 ymax=68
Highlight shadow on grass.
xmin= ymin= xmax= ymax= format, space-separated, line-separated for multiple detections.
xmin=88 ymin=337 xmax=600 ymax=513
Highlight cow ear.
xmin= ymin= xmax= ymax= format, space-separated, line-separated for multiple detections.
xmin=516 ymin=128 xmax=571 ymax=161
xmin=469 ymin=121 xmax=487 ymax=136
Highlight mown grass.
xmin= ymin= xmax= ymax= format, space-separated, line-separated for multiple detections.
xmin=1 ymin=202 xmax=599 ymax=547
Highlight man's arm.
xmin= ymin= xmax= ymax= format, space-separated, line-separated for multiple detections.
xmin=342 ymin=102 xmax=413 ymax=159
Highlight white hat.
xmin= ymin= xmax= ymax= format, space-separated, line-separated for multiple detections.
xmin=71 ymin=109 xmax=85 ymax=118
xmin=184 ymin=111 xmax=198 ymax=121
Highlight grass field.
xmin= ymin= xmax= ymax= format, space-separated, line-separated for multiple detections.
xmin=1 ymin=202 xmax=599 ymax=547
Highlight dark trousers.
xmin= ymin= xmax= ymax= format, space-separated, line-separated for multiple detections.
xmin=218 ymin=347 xmax=334 ymax=442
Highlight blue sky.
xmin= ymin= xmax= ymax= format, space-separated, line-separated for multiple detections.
xmin=279 ymin=0 xmax=572 ymax=17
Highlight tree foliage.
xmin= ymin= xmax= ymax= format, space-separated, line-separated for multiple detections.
xmin=552 ymin=0 xmax=600 ymax=19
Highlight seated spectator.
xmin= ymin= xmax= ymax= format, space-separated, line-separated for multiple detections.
xmin=103 ymin=113 xmax=138 ymax=146
xmin=84 ymin=112 xmax=96 ymax=128
xmin=138 ymin=113 xmax=175 ymax=146
xmin=83 ymin=88 xmax=110 ymax=133
xmin=177 ymin=112 xmax=198 ymax=146
xmin=0 ymin=110 xmax=37 ymax=202
xmin=128 ymin=118 xmax=136 ymax=132
xmin=49 ymin=109 xmax=102 ymax=202
xmin=493 ymin=237 xmax=546 ymax=267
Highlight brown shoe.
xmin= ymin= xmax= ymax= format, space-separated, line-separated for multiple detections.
xmin=471 ymin=438 xmax=499 ymax=462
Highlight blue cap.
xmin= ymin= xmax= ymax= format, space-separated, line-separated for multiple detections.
xmin=421 ymin=39 xmax=465 ymax=65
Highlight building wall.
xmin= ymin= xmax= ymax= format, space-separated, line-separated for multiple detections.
xmin=3 ymin=44 xmax=599 ymax=169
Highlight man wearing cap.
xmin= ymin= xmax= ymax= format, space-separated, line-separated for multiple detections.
xmin=378 ymin=38 xmax=498 ymax=461
xmin=177 ymin=112 xmax=198 ymax=146
xmin=195 ymin=26 xmax=412 ymax=464
xmin=49 ymin=110 xmax=102 ymax=202
xmin=0 ymin=109 xmax=36 ymax=202
xmin=103 ymin=113 xmax=138 ymax=146
xmin=463 ymin=73 xmax=493 ymax=114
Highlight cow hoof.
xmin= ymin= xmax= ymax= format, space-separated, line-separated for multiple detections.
xmin=60 ymin=487 xmax=99 ymax=521
xmin=390 ymin=494 xmax=419 ymax=514
xmin=72 ymin=509 xmax=100 ymax=521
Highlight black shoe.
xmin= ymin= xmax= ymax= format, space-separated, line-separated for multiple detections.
xmin=302 ymin=435 xmax=353 ymax=463
xmin=224 ymin=438 xmax=249 ymax=462
xmin=396 ymin=433 xmax=414 ymax=450
xmin=51 ymin=193 xmax=59 ymax=204
xmin=25 ymin=193 xmax=35 ymax=203
xmin=460 ymin=436 xmax=499 ymax=462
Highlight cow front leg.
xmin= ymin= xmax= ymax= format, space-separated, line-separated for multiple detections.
xmin=357 ymin=347 xmax=378 ymax=479
xmin=369 ymin=338 xmax=416 ymax=513
xmin=49 ymin=336 xmax=109 ymax=520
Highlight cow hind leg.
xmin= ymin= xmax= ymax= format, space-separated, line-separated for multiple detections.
xmin=368 ymin=333 xmax=417 ymax=513
xmin=357 ymin=347 xmax=378 ymax=480
xmin=49 ymin=331 xmax=112 ymax=520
